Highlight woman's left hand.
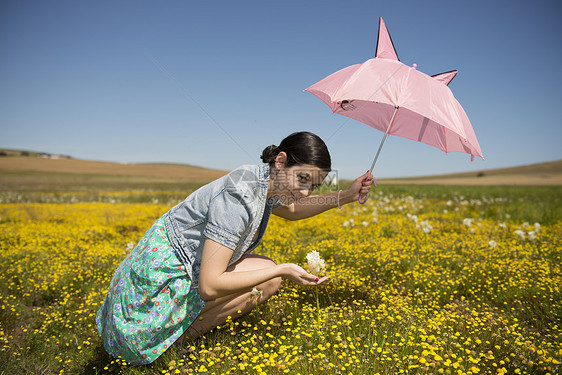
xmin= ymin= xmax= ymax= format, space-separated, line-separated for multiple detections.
xmin=279 ymin=263 xmax=329 ymax=286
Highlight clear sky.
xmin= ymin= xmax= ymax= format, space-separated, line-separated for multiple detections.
xmin=1 ymin=0 xmax=561 ymax=179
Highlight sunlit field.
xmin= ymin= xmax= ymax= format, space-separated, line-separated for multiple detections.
xmin=0 ymin=185 xmax=560 ymax=374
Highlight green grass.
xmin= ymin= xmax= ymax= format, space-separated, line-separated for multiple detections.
xmin=375 ymin=184 xmax=561 ymax=225
xmin=2 ymin=169 xmax=560 ymax=225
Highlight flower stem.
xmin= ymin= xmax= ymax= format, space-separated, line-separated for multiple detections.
xmin=315 ymin=289 xmax=320 ymax=326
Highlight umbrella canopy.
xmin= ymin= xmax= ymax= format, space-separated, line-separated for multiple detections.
xmin=305 ymin=17 xmax=483 ymax=162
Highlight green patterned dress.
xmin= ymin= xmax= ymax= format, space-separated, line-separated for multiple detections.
xmin=96 ymin=215 xmax=206 ymax=365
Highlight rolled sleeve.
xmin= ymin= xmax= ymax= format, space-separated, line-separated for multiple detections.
xmin=203 ymin=188 xmax=253 ymax=250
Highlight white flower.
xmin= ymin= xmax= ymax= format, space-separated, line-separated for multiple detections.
xmin=488 ymin=240 xmax=497 ymax=248
xmin=463 ymin=218 xmax=473 ymax=228
xmin=362 ymin=221 xmax=369 ymax=227
xmin=499 ymin=222 xmax=507 ymax=229
xmin=534 ymin=222 xmax=541 ymax=233
xmin=343 ymin=219 xmax=355 ymax=228
xmin=417 ymin=220 xmax=432 ymax=234
xmin=306 ymin=250 xmax=326 ymax=276
xmin=126 ymin=241 xmax=135 ymax=251
xmin=251 ymin=287 xmax=263 ymax=299
xmin=250 ymin=287 xmax=263 ymax=305
xmin=527 ymin=231 xmax=537 ymax=241
xmin=514 ymin=230 xmax=525 ymax=240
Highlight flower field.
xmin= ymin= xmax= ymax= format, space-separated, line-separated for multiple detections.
xmin=0 ymin=185 xmax=560 ymax=374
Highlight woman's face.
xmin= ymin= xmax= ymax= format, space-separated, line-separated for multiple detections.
xmin=271 ymin=161 xmax=327 ymax=205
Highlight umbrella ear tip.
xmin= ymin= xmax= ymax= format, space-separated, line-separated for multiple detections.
xmin=432 ymin=70 xmax=458 ymax=86
xmin=375 ymin=17 xmax=399 ymax=61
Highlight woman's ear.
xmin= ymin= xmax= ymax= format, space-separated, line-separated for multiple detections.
xmin=274 ymin=152 xmax=287 ymax=169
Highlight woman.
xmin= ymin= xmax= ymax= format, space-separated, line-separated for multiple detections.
xmin=96 ymin=131 xmax=374 ymax=364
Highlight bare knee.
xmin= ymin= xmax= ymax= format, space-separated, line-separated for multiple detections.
xmin=223 ymin=255 xmax=282 ymax=300
xmin=260 ymin=275 xmax=282 ymax=299
xmin=257 ymin=258 xmax=282 ymax=300
xmin=240 ymin=256 xmax=282 ymax=299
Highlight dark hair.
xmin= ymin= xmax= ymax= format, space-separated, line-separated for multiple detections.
xmin=260 ymin=131 xmax=331 ymax=172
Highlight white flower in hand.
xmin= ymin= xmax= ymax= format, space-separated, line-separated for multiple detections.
xmin=306 ymin=250 xmax=326 ymax=276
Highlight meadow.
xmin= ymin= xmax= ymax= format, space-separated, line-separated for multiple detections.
xmin=0 ymin=183 xmax=560 ymax=374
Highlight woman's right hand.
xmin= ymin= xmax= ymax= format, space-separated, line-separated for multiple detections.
xmin=279 ymin=263 xmax=329 ymax=286
xmin=346 ymin=170 xmax=376 ymax=204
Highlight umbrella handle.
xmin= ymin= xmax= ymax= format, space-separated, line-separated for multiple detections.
xmin=358 ymin=174 xmax=377 ymax=204
xmin=358 ymin=192 xmax=369 ymax=204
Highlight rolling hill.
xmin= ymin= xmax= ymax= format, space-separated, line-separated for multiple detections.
xmin=380 ymin=160 xmax=562 ymax=185
xmin=0 ymin=149 xmax=560 ymax=186
xmin=0 ymin=155 xmax=227 ymax=182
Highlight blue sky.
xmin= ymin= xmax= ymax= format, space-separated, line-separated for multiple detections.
xmin=1 ymin=0 xmax=561 ymax=179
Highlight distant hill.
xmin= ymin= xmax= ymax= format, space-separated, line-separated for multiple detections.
xmin=0 ymin=149 xmax=560 ymax=186
xmin=0 ymin=152 xmax=227 ymax=182
xmin=380 ymin=160 xmax=562 ymax=186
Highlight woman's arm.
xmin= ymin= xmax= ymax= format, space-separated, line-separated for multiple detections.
xmin=273 ymin=171 xmax=374 ymax=221
xmin=198 ymin=238 xmax=327 ymax=301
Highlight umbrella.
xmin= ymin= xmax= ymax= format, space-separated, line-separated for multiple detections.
xmin=305 ymin=17 xmax=483 ymax=203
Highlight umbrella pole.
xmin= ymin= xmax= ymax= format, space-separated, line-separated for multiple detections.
xmin=368 ymin=106 xmax=399 ymax=176
xmin=358 ymin=106 xmax=399 ymax=204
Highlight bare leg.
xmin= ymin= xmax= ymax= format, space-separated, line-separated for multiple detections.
xmin=181 ymin=254 xmax=282 ymax=341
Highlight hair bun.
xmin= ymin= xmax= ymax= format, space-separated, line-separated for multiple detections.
xmin=260 ymin=144 xmax=278 ymax=163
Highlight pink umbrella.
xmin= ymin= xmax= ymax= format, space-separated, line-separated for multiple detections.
xmin=305 ymin=17 xmax=483 ymax=203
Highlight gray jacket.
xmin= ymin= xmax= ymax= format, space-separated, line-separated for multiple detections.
xmin=164 ymin=164 xmax=281 ymax=288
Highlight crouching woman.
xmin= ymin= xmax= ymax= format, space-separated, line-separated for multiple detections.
xmin=96 ymin=131 xmax=374 ymax=364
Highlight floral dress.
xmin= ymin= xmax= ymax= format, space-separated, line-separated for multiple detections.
xmin=96 ymin=215 xmax=206 ymax=365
